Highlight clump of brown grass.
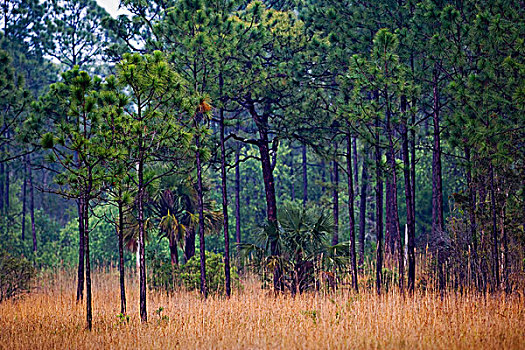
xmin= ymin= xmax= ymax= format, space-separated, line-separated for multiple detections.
xmin=0 ymin=270 xmax=523 ymax=349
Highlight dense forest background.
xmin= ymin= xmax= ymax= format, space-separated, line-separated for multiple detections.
xmin=0 ymin=0 xmax=523 ymax=325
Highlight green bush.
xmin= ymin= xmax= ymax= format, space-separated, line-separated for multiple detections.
xmin=0 ymin=251 xmax=35 ymax=302
xmin=148 ymin=251 xmax=238 ymax=295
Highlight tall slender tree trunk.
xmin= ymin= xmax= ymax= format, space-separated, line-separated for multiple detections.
xmin=332 ymin=142 xmax=339 ymax=245
xmin=346 ymin=133 xmax=358 ymax=292
xmin=219 ymin=77 xmax=231 ymax=297
xmin=386 ymin=99 xmax=403 ymax=294
xmin=401 ymin=96 xmax=415 ymax=293
xmin=137 ymin=147 xmax=147 ymax=323
xmin=249 ymin=102 xmax=281 ymax=291
xmin=290 ymin=151 xmax=295 ymax=201
xmin=385 ymin=172 xmax=394 ymax=256
xmin=195 ymin=133 xmax=208 ymax=298
xmin=0 ymin=158 xmax=4 ymax=213
xmin=4 ymin=162 xmax=9 ymax=210
xmin=302 ymin=144 xmax=308 ymax=206
xmin=489 ymin=163 xmax=499 ymax=290
xmin=76 ymin=198 xmax=85 ymax=302
xmin=358 ymin=149 xmax=369 ymax=267
xmin=235 ymin=142 xmax=241 ymax=251
xmin=374 ymin=98 xmax=384 ymax=296
xmin=28 ymin=156 xmax=37 ymax=254
xmin=83 ymin=197 xmax=92 ymax=331
xmin=465 ymin=147 xmax=479 ymax=290
xmin=117 ymin=199 xmax=126 ymax=315
xmin=352 ymin=137 xmax=359 ymax=191
xmin=21 ymin=155 xmax=28 ymax=240
xmin=501 ymin=203 xmax=509 ymax=294
xmin=431 ymin=67 xmax=445 ymax=293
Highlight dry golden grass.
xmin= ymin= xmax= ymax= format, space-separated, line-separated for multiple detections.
xmin=0 ymin=270 xmax=524 ymax=349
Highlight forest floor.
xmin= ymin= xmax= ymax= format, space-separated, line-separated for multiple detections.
xmin=0 ymin=270 xmax=524 ymax=349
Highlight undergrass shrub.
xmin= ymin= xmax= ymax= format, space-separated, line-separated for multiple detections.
xmin=0 ymin=250 xmax=35 ymax=302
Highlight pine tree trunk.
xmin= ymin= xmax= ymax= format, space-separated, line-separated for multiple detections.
xmin=76 ymin=198 xmax=85 ymax=302
xmin=501 ymin=204 xmax=509 ymax=294
xmin=219 ymin=80 xmax=231 ymax=297
xmin=28 ymin=157 xmax=37 ymax=254
xmin=431 ymin=67 xmax=445 ymax=293
xmin=290 ymin=151 xmax=295 ymax=201
xmin=401 ymin=96 xmax=415 ymax=293
xmin=332 ymin=142 xmax=339 ymax=246
xmin=352 ymin=136 xmax=359 ymax=191
xmin=4 ymin=162 xmax=9 ymax=210
xmin=249 ymin=103 xmax=282 ymax=291
xmin=489 ymin=163 xmax=499 ymax=290
xmin=195 ymin=134 xmax=208 ymax=298
xmin=358 ymin=149 xmax=369 ymax=267
xmin=374 ymin=102 xmax=384 ymax=296
xmin=137 ymin=142 xmax=148 ymax=322
xmin=386 ymin=102 xmax=403 ymax=294
xmin=83 ymin=198 xmax=92 ymax=331
xmin=346 ymin=133 xmax=358 ymax=292
xmin=21 ymin=155 xmax=28 ymax=241
xmin=385 ymin=172 xmax=394 ymax=256
xmin=235 ymin=145 xmax=241 ymax=249
xmin=117 ymin=199 xmax=126 ymax=315
xmin=302 ymin=144 xmax=308 ymax=206
xmin=0 ymin=158 xmax=4 ymax=213
xmin=465 ymin=147 xmax=479 ymax=290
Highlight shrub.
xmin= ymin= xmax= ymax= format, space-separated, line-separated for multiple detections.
xmin=0 ymin=251 xmax=35 ymax=302
xmin=181 ymin=251 xmax=239 ymax=294
xmin=148 ymin=251 xmax=238 ymax=295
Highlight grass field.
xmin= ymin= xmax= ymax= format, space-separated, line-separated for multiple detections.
xmin=0 ymin=270 xmax=524 ymax=349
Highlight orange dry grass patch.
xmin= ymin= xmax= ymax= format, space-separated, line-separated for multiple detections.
xmin=0 ymin=271 xmax=524 ymax=349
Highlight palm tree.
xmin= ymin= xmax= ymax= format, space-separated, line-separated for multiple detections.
xmin=239 ymin=203 xmax=348 ymax=295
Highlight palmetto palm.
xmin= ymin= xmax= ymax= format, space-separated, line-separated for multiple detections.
xmin=148 ymin=177 xmax=222 ymax=265
xmin=239 ymin=203 xmax=347 ymax=294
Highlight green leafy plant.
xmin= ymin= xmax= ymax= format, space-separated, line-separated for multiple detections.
xmin=116 ymin=313 xmax=130 ymax=325
xmin=181 ymin=251 xmax=239 ymax=295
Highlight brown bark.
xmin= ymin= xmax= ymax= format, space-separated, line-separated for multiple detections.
xmin=21 ymin=155 xmax=27 ymax=241
xmin=28 ymin=156 xmax=37 ymax=254
xmin=137 ymin=137 xmax=147 ymax=322
xmin=302 ymin=144 xmax=308 ymax=206
xmin=195 ymin=134 xmax=208 ymax=298
xmin=0 ymin=159 xmax=4 ymax=212
xmin=374 ymin=95 xmax=384 ymax=295
xmin=76 ymin=198 xmax=84 ymax=302
xmin=358 ymin=149 xmax=369 ymax=267
xmin=352 ymin=136 xmax=359 ymax=191
xmin=489 ymin=163 xmax=499 ymax=290
xmin=346 ymin=133 xmax=358 ymax=292
xmin=219 ymin=81 xmax=231 ymax=297
xmin=401 ymin=96 xmax=415 ymax=293
xmin=169 ymin=236 xmax=179 ymax=265
xmin=431 ymin=67 xmax=445 ymax=293
xmin=83 ymin=198 xmax=92 ymax=331
xmin=386 ymin=105 xmax=403 ymax=293
xmin=332 ymin=142 xmax=339 ymax=246
xmin=235 ymin=148 xmax=241 ymax=246
xmin=4 ymin=162 xmax=8 ymax=210
xmin=117 ymin=199 xmax=126 ymax=315
xmin=465 ymin=148 xmax=480 ymax=290
xmin=248 ymin=101 xmax=281 ymax=291
xmin=184 ymin=227 xmax=196 ymax=262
